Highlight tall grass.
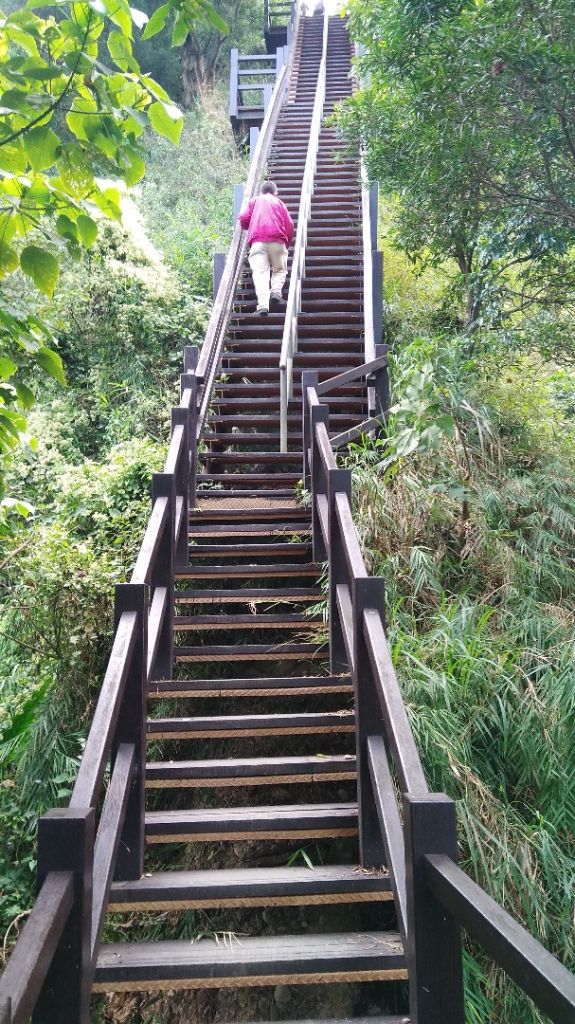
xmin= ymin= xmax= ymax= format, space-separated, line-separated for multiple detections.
xmin=346 ymin=327 xmax=575 ymax=1020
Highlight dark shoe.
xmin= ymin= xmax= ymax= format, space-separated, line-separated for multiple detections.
xmin=270 ymin=292 xmax=285 ymax=309
xmin=257 ymin=306 xmax=269 ymax=316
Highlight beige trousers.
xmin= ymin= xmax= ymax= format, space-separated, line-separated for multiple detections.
xmin=248 ymin=241 xmax=288 ymax=310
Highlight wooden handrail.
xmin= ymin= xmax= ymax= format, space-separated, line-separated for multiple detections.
xmin=305 ymin=373 xmax=575 ymax=1023
xmin=0 ymin=873 xmax=73 ymax=1024
xmin=90 ymin=743 xmax=135 ymax=961
xmin=70 ymin=610 xmax=137 ymax=809
xmin=197 ymin=58 xmax=290 ymax=437
xmin=425 ymin=855 xmax=575 ymax=1023
xmin=279 ymin=9 xmax=329 ymax=451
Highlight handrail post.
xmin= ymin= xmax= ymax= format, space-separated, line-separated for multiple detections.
xmin=302 ymin=371 xmax=318 ymax=490
xmin=172 ymin=406 xmax=190 ymax=567
xmin=149 ymin=472 xmax=175 ymax=680
xmin=33 ymin=808 xmax=95 ymax=1024
xmin=328 ymin=469 xmax=352 ymax=675
xmin=353 ymin=580 xmax=387 ymax=867
xmin=112 ymin=583 xmax=147 ymax=880
xmin=229 ymin=48 xmax=239 ymax=118
xmin=311 ymin=403 xmax=329 ymax=563
xmin=403 ymin=793 xmax=465 ymax=1024
xmin=374 ymin=343 xmax=390 ymax=431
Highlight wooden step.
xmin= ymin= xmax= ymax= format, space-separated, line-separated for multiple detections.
xmin=146 ymin=710 xmax=354 ymax=740
xmin=173 ymin=612 xmax=322 ymax=631
xmin=186 ymin=543 xmax=311 ymax=558
xmin=94 ymin=930 xmax=406 ymax=991
xmin=145 ymin=754 xmax=357 ymax=788
xmin=108 ymin=864 xmax=388 ymax=910
xmin=189 ymin=506 xmax=309 ymax=520
xmin=148 ymin=675 xmax=353 ymax=699
xmin=174 ymin=588 xmax=319 ymax=605
xmin=173 ymin=641 xmax=327 ymax=663
xmin=175 ymin=564 xmax=319 ymax=580
xmin=145 ymin=802 xmax=358 ymax=843
xmin=187 ymin=525 xmax=310 ymax=539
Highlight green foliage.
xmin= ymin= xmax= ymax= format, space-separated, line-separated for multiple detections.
xmin=346 ymin=235 xmax=575 ymax=1021
xmin=0 ymin=0 xmax=226 ymax=507
xmin=341 ymin=0 xmax=575 ymax=335
xmin=140 ymin=94 xmax=249 ymax=290
xmin=0 ymin=435 xmax=163 ymax=938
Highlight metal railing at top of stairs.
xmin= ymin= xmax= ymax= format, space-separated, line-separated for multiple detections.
xmin=302 ymin=365 xmax=575 ymax=1024
xmin=279 ymin=9 xmax=329 ymax=453
xmin=195 ymin=0 xmax=303 ymax=444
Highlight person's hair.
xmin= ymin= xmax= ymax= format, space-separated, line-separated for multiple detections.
xmin=261 ymin=181 xmax=278 ymax=195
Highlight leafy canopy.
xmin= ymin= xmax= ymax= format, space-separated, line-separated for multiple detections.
xmin=0 ymin=0 xmax=226 ymax=518
xmin=341 ymin=0 xmax=575 ymax=329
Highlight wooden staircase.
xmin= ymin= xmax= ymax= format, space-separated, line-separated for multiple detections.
xmin=93 ymin=12 xmax=407 ymax=1017
xmin=2 ymin=11 xmax=574 ymax=1024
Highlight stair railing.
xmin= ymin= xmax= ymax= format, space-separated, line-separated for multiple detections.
xmin=0 ymin=347 xmax=198 ymax=1024
xmin=279 ymin=9 xmax=329 ymax=453
xmin=0 ymin=13 xmax=313 ymax=1019
xmin=195 ymin=57 xmax=290 ymax=441
xmin=303 ymin=372 xmax=575 ymax=1024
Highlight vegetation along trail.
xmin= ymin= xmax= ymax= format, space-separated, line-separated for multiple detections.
xmin=0 ymin=0 xmax=575 ymax=1023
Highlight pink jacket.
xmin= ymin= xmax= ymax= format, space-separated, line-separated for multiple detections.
xmin=238 ymin=193 xmax=294 ymax=248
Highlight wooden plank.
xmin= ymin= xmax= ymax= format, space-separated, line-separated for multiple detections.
xmin=316 ymin=420 xmax=338 ymax=472
xmin=163 ymin=424 xmax=184 ymax=475
xmin=145 ymin=753 xmax=356 ymax=788
xmin=316 ymin=493 xmax=329 ymax=546
xmin=0 ymin=873 xmax=73 ymax=1024
xmin=145 ymin=802 xmax=359 ymax=843
xmin=70 ymin=611 xmax=137 ymax=809
xmin=335 ymin=492 xmax=368 ymax=580
xmin=187 ymin=542 xmax=310 ymax=557
xmin=109 ymin=865 xmax=390 ymax=912
xmin=330 ymin=416 xmax=381 ymax=450
xmin=146 ymin=710 xmax=355 ymax=740
xmin=94 ymin=931 xmax=406 ymax=991
xmin=363 ymin=611 xmax=428 ymax=795
xmin=176 ymin=563 xmax=319 ymax=579
xmin=146 ymin=587 xmax=168 ymax=678
xmin=90 ymin=744 xmax=135 ymax=961
xmin=147 ymin=675 xmax=353 ymax=699
xmin=173 ymin=612 xmax=323 ymax=631
xmin=174 ymin=588 xmax=320 ymax=604
xmin=367 ymin=735 xmax=408 ymax=947
xmin=131 ymin=497 xmax=169 ymax=586
xmin=315 ymin=355 xmax=388 ymax=397
xmin=173 ymin=642 xmax=327 ymax=663
xmin=425 ymin=854 xmax=575 ymax=1024
xmin=336 ymin=583 xmax=354 ymax=671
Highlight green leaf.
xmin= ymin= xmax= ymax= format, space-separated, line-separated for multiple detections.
xmin=20 ymin=245 xmax=60 ymax=297
xmin=56 ymin=214 xmax=79 ymax=241
xmin=76 ymin=213 xmax=98 ymax=246
xmin=140 ymin=2 xmax=168 ymax=39
xmin=0 ymin=357 xmax=18 ymax=380
xmin=148 ymin=100 xmax=183 ymax=144
xmin=202 ymin=5 xmax=228 ymax=33
xmin=0 ymin=140 xmax=28 ymax=174
xmin=171 ymin=12 xmax=189 ymax=46
xmin=36 ymin=346 xmax=66 ymax=384
xmin=0 ymin=244 xmax=19 ymax=276
xmin=15 ymin=381 xmax=35 ymax=409
xmin=23 ymin=125 xmax=61 ymax=171
xmin=107 ymin=29 xmax=139 ymax=71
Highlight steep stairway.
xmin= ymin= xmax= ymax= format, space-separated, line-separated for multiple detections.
xmin=94 ymin=12 xmax=406 ymax=1019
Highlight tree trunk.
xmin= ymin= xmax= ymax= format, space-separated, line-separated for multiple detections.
xmin=181 ymin=34 xmax=201 ymax=110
